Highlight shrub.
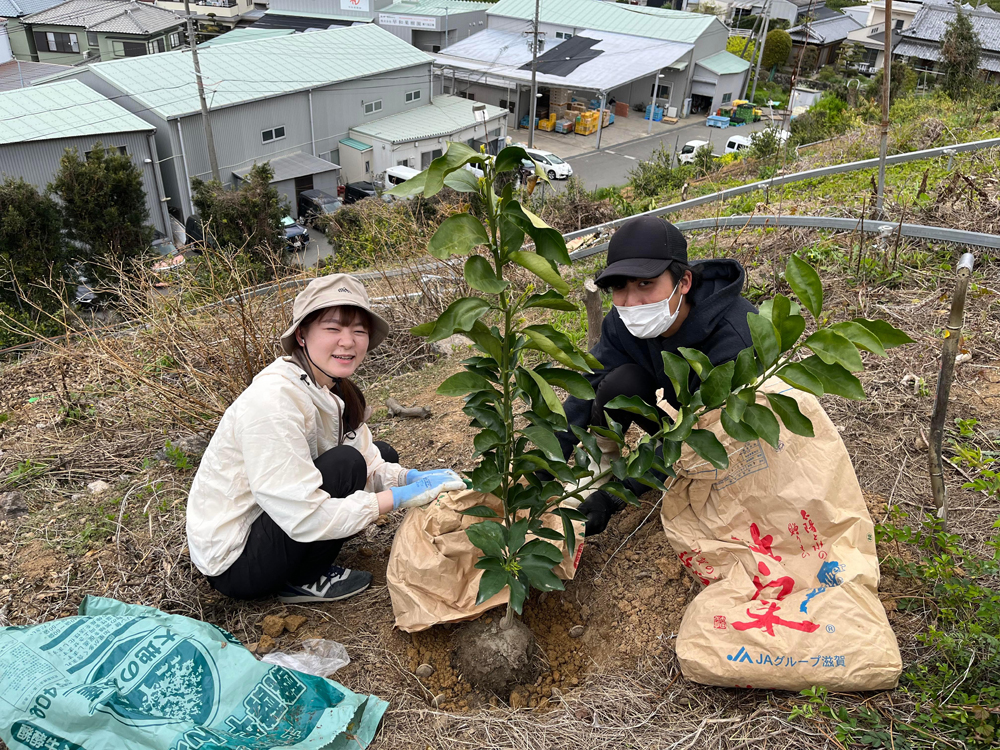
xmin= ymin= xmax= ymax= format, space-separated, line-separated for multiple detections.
xmin=627 ymin=144 xmax=693 ymax=198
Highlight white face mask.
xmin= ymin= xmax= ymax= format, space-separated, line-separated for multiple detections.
xmin=615 ymin=283 xmax=683 ymax=339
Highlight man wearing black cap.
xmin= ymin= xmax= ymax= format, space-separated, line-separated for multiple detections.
xmin=560 ymin=215 xmax=757 ymax=536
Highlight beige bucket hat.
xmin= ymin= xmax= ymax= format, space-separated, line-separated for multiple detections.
xmin=280 ymin=274 xmax=390 ymax=354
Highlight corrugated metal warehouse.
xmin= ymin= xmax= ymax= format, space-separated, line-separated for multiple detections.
xmin=0 ymin=79 xmax=169 ymax=234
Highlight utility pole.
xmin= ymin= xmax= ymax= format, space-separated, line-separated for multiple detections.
xmin=183 ymin=0 xmax=220 ymax=182
xmin=527 ymin=0 xmax=540 ymax=149
xmin=875 ymin=0 xmax=892 ymax=214
xmin=749 ymin=0 xmax=770 ymax=104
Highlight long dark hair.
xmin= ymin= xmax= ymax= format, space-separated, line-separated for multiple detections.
xmin=290 ymin=306 xmax=370 ymax=433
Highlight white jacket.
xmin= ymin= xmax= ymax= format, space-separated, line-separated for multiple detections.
xmin=186 ymin=357 xmax=408 ymax=577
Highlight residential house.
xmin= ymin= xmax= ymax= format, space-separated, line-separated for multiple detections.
xmin=54 ymin=24 xmax=497 ymax=216
xmin=787 ymin=13 xmax=864 ymax=71
xmin=844 ymin=0 xmax=921 ymax=72
xmin=0 ymin=79 xmax=169 ymax=233
xmin=22 ymin=0 xmax=186 ymax=65
xmin=435 ymin=0 xmax=748 ymax=128
xmin=895 ymin=3 xmax=1000 ymax=84
xmin=376 ymin=0 xmax=492 ymax=52
xmin=251 ymin=0 xmax=391 ymax=32
xmin=153 ymin=0 xmax=258 ymax=30
xmin=728 ymin=0 xmax=799 ymax=26
xmin=0 ymin=0 xmax=65 ymax=61
xmin=0 ymin=17 xmax=70 ymax=87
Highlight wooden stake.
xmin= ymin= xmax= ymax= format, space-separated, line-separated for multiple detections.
xmin=584 ymin=279 xmax=603 ymax=351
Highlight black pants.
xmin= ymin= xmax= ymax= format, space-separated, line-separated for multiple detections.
xmin=591 ymin=364 xmax=669 ymax=499
xmin=208 ymin=440 xmax=398 ymax=600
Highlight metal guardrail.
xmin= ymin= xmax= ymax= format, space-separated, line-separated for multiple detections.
xmin=561 ymin=136 xmax=1000 ymax=245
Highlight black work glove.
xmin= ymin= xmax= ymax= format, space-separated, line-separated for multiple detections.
xmin=578 ymin=489 xmax=626 ymax=537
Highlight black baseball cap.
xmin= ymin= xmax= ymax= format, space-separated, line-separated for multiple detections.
xmin=595 ymin=216 xmax=687 ymax=285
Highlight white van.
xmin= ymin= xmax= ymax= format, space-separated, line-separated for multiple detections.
xmin=382 ymin=165 xmax=420 ymax=188
xmin=524 ymin=148 xmax=573 ymax=180
xmin=724 ymin=135 xmax=752 ymax=154
xmin=678 ymin=139 xmax=717 ymax=164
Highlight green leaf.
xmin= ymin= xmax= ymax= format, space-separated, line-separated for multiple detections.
xmin=747 ymin=312 xmax=781 ymax=367
xmin=443 ymin=168 xmax=480 ymax=193
xmin=519 ymin=539 xmax=563 ymax=563
xmin=686 ymin=429 xmax=729 ymax=470
xmin=743 ymin=403 xmax=781 ymax=449
xmin=473 ymin=429 xmax=503 ymax=453
xmin=385 ymin=169 xmax=427 ymax=197
xmin=732 ymin=347 xmax=758 ymax=388
xmin=559 ymin=508 xmax=576 ymax=551
xmin=800 ymin=355 xmax=865 ymax=400
xmin=475 ymin=569 xmax=509 ymax=605
xmin=604 ymin=394 xmax=660 ymax=423
xmin=570 ymin=425 xmax=602 ymax=463
xmin=627 ymin=443 xmax=655 ymax=478
xmin=678 ymin=347 xmax=714 ymax=379
xmin=461 ymin=505 xmax=500 ymax=518
xmin=661 ymin=351 xmax=692 ymax=404
xmin=425 ymin=141 xmax=483 ymax=196
xmin=494 ymin=145 xmax=531 ymax=174
xmin=508 ymin=518 xmax=529 ymax=555
xmin=473 ymin=556 xmax=504 ymax=571
xmin=504 ymin=202 xmax=571 ymax=265
xmin=470 ymin=462 xmax=501 ymax=493
xmin=466 ymin=520 xmax=507 ymax=559
xmin=523 ymin=366 xmax=567 ymax=418
xmin=532 ymin=526 xmax=564 ymax=541
xmin=465 ymin=320 xmax=504 ymax=363
xmin=522 ymin=425 xmax=563 ymax=461
xmin=465 ymin=404 xmax=505 ymax=434
xmin=725 ymin=393 xmax=747 ymax=421
xmin=766 ymin=392 xmax=815 ymax=437
xmin=464 ymin=255 xmax=508 ymax=293
xmin=661 ymin=439 xmax=682 ymax=468
xmin=524 ymin=290 xmax=578 ymax=311
xmin=509 ymin=250 xmax=570 ymax=294
xmin=831 ymin=321 xmax=887 ymax=357
xmin=508 ymin=574 xmax=528 ymax=614
xmin=699 ymin=360 xmax=735 ymax=409
xmin=775 ymin=362 xmax=825 ymax=397
xmin=778 ymin=314 xmax=807 ymax=353
xmin=536 ymin=366 xmax=595 ymax=399
xmin=523 ymin=325 xmax=590 ymax=371
xmin=520 ymin=558 xmax=566 ymax=592
xmin=804 ymin=329 xmax=864 ymax=372
xmin=854 ymin=318 xmax=914 ymax=348
xmin=428 ymin=213 xmax=490 ymax=259
xmin=662 ymin=407 xmax=695 ymax=442
xmin=499 ymin=216 xmax=525 ymax=261
xmin=410 ymin=321 xmax=435 ymax=337
xmin=721 ymin=409 xmax=758 ymax=443
xmin=438 ymin=370 xmax=494 ymax=397
xmin=786 ymin=254 xmax=824 ymax=320
xmin=426 ymin=297 xmax=491 ymax=342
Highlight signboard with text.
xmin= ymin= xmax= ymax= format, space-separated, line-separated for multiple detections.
xmin=340 ymin=0 xmax=371 ymax=13
xmin=378 ymin=13 xmax=437 ymax=29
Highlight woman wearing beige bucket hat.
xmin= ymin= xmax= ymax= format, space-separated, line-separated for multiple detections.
xmin=186 ymin=274 xmax=465 ymax=602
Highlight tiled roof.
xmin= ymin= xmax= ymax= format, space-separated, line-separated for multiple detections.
xmin=83 ymin=23 xmax=433 ymax=119
xmin=350 ymin=94 xmax=506 ymax=144
xmin=487 ymin=0 xmax=717 ymax=44
xmin=23 ymin=0 xmax=184 ymax=34
xmin=900 ymin=2 xmax=1000 ymax=54
xmin=789 ymin=13 xmax=864 ymax=44
xmin=0 ymin=0 xmax=63 ymax=17
xmin=0 ymin=78 xmax=152 ymax=144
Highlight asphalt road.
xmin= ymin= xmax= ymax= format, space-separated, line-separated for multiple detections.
xmin=562 ymin=118 xmax=773 ymax=191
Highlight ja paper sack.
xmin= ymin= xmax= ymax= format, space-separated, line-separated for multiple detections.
xmin=0 ymin=596 xmax=388 ymax=750
xmin=660 ymin=379 xmax=902 ymax=691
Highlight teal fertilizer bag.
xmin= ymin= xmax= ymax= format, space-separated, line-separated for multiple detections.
xmin=0 ymin=596 xmax=388 ymax=750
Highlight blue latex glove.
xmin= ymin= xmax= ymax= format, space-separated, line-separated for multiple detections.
xmin=392 ymin=470 xmax=465 ymax=510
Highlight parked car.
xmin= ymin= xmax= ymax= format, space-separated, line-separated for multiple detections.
xmin=749 ymin=127 xmax=791 ymax=147
xmin=724 ymin=135 xmax=752 ymax=154
xmin=343 ymin=181 xmax=383 ymax=204
xmin=298 ymin=189 xmax=343 ymax=226
xmin=524 ymin=148 xmax=573 ymax=180
xmin=678 ymin=139 xmax=719 ymax=164
xmin=282 ymin=216 xmax=310 ymax=251
xmin=381 ymin=165 xmax=420 ymax=189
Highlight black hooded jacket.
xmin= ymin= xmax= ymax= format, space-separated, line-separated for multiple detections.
xmin=560 ymin=258 xmax=757 ymax=456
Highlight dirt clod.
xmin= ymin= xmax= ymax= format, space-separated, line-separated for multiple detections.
xmin=283 ymin=614 xmax=307 ymax=633
xmin=453 ymin=617 xmax=540 ymax=698
xmin=257 ymin=634 xmax=276 ymax=654
xmin=260 ymin=615 xmax=286 ymax=638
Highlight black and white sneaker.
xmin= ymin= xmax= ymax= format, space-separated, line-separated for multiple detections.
xmin=278 ymin=564 xmax=372 ymax=603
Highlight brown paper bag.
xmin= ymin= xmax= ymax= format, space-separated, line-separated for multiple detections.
xmin=661 ymin=379 xmax=902 ymax=690
xmin=387 ymin=489 xmax=585 ymax=633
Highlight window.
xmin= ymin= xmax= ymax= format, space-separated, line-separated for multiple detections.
xmin=364 ymin=159 xmax=370 ymax=174
xmin=555 ymin=31 xmax=573 ymax=39
xmin=650 ymin=81 xmax=671 ymax=101
xmin=261 ymin=126 xmax=286 ymax=143
xmin=457 ymin=90 xmax=475 ymax=101
xmin=499 ymin=99 xmax=515 ymax=113
xmin=420 ymin=149 xmax=443 ymax=169
xmin=111 ymin=40 xmax=147 ymax=57
xmin=396 ymin=158 xmax=411 ymax=167
xmin=147 ymin=38 xmax=165 ymax=54
xmin=405 ymin=89 xmax=421 ymax=103
xmin=894 ymin=18 xmax=903 ymax=30
xmin=34 ymin=31 xmax=79 ymax=53
xmin=87 ymin=32 xmax=98 ymax=47
xmin=443 ymin=85 xmax=452 ymax=94
xmin=721 ymin=92 xmax=732 ymax=104
xmin=363 ymin=99 xmax=383 ymax=115
xmin=85 ymin=145 xmax=128 ymax=159
xmin=169 ymin=32 xmax=181 ymax=48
